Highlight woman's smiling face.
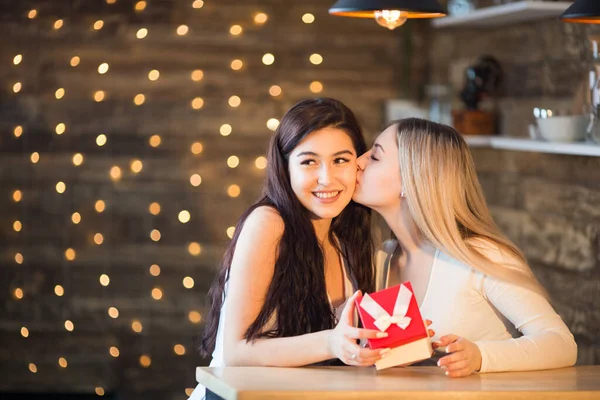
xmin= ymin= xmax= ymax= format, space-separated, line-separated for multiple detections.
xmin=288 ymin=127 xmax=358 ymax=220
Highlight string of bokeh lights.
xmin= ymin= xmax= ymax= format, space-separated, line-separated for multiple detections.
xmin=9 ymin=0 xmax=324 ymax=396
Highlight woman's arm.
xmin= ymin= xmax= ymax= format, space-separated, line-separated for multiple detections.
xmin=473 ymin=272 xmax=577 ymax=373
xmin=222 ymin=206 xmax=384 ymax=367
xmin=438 ymin=241 xmax=577 ymax=376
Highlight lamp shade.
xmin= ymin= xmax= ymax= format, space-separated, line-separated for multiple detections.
xmin=561 ymin=0 xmax=600 ymax=24
xmin=329 ymin=0 xmax=446 ymax=19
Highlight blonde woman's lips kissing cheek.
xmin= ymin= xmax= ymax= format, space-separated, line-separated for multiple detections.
xmin=312 ymin=189 xmax=343 ymax=204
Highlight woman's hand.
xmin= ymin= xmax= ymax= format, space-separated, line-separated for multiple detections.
xmin=327 ymin=290 xmax=391 ymax=366
xmin=436 ymin=334 xmax=482 ymax=377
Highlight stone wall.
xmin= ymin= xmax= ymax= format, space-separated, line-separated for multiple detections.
xmin=429 ymin=15 xmax=600 ymax=364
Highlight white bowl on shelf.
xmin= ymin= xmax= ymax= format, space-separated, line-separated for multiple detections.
xmin=533 ymin=114 xmax=590 ymax=143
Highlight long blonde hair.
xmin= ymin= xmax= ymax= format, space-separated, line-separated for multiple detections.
xmin=394 ymin=118 xmax=547 ymax=297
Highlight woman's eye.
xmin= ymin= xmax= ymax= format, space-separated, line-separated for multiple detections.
xmin=300 ymin=159 xmax=316 ymax=166
xmin=334 ymin=157 xmax=350 ymax=164
xmin=370 ymin=155 xmax=379 ymax=161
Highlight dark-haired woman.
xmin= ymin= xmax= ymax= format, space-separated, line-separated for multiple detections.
xmin=188 ymin=98 xmax=395 ymax=399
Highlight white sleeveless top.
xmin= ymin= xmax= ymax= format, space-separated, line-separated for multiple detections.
xmin=188 ymin=260 xmax=355 ymax=400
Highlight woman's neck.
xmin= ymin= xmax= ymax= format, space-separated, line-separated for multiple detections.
xmin=311 ymin=218 xmax=333 ymax=245
xmin=380 ymin=205 xmax=434 ymax=258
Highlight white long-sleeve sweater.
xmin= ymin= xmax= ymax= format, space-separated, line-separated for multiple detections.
xmin=377 ymin=240 xmax=578 ymax=373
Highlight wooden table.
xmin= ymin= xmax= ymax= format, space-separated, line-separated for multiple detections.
xmin=196 ymin=365 xmax=600 ymax=400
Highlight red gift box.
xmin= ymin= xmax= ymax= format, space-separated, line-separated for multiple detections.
xmin=355 ymin=282 xmax=432 ymax=370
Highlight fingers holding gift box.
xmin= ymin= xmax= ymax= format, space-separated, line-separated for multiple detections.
xmin=436 ymin=334 xmax=483 ymax=378
xmin=327 ymin=290 xmax=392 ymax=366
xmin=355 ymin=282 xmax=434 ymax=370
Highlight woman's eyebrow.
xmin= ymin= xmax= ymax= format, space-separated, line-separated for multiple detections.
xmin=373 ymin=143 xmax=385 ymax=153
xmin=296 ymin=149 xmax=354 ymax=157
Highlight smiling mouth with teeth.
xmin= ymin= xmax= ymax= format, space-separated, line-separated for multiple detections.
xmin=313 ymin=191 xmax=341 ymax=199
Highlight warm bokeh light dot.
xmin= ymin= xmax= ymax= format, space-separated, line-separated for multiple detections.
xmin=13 ymin=190 xmax=22 ymax=202
xmin=178 ymin=210 xmax=191 ymax=223
xmin=13 ymin=220 xmax=22 ymax=232
xmin=100 ymin=274 xmax=110 ymax=286
xmin=149 ymin=264 xmax=161 ymax=276
xmin=191 ymin=142 xmax=203 ymax=155
xmin=220 ymin=124 xmax=232 ymax=136
xmin=149 ymin=135 xmax=161 ymax=147
xmin=148 ymin=69 xmax=160 ymax=81
xmin=310 ymin=81 xmax=323 ymax=93
xmin=14 ymin=288 xmax=24 ymax=299
xmin=191 ymin=69 xmax=204 ymax=81
xmin=98 ymin=63 xmax=109 ymax=74
xmin=96 ymin=134 xmax=107 ymax=146
xmin=55 ymin=285 xmax=64 ymax=296
xmin=149 ymin=202 xmax=161 ymax=215
xmin=254 ymin=12 xmax=268 ymax=24
xmin=227 ymin=156 xmax=239 ymax=168
xmin=140 ymin=355 xmax=151 ymax=368
xmin=55 ymin=88 xmax=65 ymax=99
xmin=269 ymin=85 xmax=282 ymax=97
xmin=55 ymin=123 xmax=66 ymax=135
xmin=226 ymin=226 xmax=235 ymax=239
xmin=227 ymin=184 xmax=241 ymax=198
xmin=310 ymin=53 xmax=323 ymax=65
xmin=231 ymin=59 xmax=243 ymax=71
xmin=228 ymin=95 xmax=241 ymax=107
xmin=151 ymin=287 xmax=163 ymax=300
xmin=72 ymin=153 xmax=84 ymax=166
xmin=56 ymin=181 xmax=66 ymax=194
xmin=58 ymin=357 xmax=67 ymax=368
xmin=110 ymin=166 xmax=122 ymax=181
xmin=255 ymin=156 xmax=267 ymax=169
xmin=21 ymin=326 xmax=29 ymax=337
xmin=14 ymin=126 xmax=23 ymax=137
xmin=108 ymin=307 xmax=119 ymax=318
xmin=174 ymin=344 xmax=186 ymax=355
xmin=188 ymin=311 xmax=202 ymax=324
xmin=267 ymin=118 xmax=280 ymax=131
xmin=262 ymin=53 xmax=275 ymax=65
xmin=71 ymin=212 xmax=81 ymax=224
xmin=110 ymin=346 xmax=120 ymax=357
xmin=29 ymin=363 xmax=37 ymax=373
xmin=136 ymin=28 xmax=148 ymax=39
xmin=64 ymin=320 xmax=74 ymax=332
xmin=191 ymin=97 xmax=204 ymax=109
xmin=94 ymin=20 xmax=104 ymax=30
xmin=15 ymin=253 xmax=24 ymax=264
xmin=131 ymin=160 xmax=143 ymax=173
xmin=150 ymin=229 xmax=161 ymax=241
xmin=95 ymin=200 xmax=106 ymax=213
xmin=230 ymin=25 xmax=242 ymax=35
xmin=65 ymin=248 xmax=76 ymax=261
xmin=70 ymin=56 xmax=80 ymax=67
xmin=132 ymin=320 xmax=143 ymax=333
xmin=190 ymin=174 xmax=202 ymax=187
xmin=177 ymin=25 xmax=189 ymax=35
xmin=302 ymin=13 xmax=315 ymax=23
xmin=188 ymin=242 xmax=201 ymax=256
xmin=183 ymin=276 xmax=194 ymax=289
xmin=30 ymin=152 xmax=40 ymax=164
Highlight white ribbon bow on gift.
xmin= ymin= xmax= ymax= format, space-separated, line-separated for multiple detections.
xmin=360 ymin=284 xmax=413 ymax=332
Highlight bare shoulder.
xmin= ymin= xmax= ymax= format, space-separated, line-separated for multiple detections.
xmin=230 ymin=206 xmax=285 ymax=277
xmin=241 ymin=206 xmax=285 ymax=241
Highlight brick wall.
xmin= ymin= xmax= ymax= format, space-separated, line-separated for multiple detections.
xmin=0 ymin=0 xmax=413 ymax=398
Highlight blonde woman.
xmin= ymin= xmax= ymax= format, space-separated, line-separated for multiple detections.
xmin=354 ymin=118 xmax=577 ymax=377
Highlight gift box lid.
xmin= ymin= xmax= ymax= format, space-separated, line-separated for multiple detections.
xmin=355 ymin=282 xmax=428 ymax=350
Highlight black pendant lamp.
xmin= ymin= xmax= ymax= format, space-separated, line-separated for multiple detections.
xmin=561 ymin=0 xmax=600 ymax=24
xmin=329 ymin=0 xmax=446 ymax=30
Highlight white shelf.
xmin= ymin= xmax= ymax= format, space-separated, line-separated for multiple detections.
xmin=432 ymin=1 xmax=572 ymax=28
xmin=464 ymin=136 xmax=600 ymax=157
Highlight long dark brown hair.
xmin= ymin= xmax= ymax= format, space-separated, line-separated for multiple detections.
xmin=200 ymin=98 xmax=374 ymax=358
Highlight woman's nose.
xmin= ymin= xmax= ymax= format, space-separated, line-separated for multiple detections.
xmin=356 ymin=153 xmax=367 ymax=171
